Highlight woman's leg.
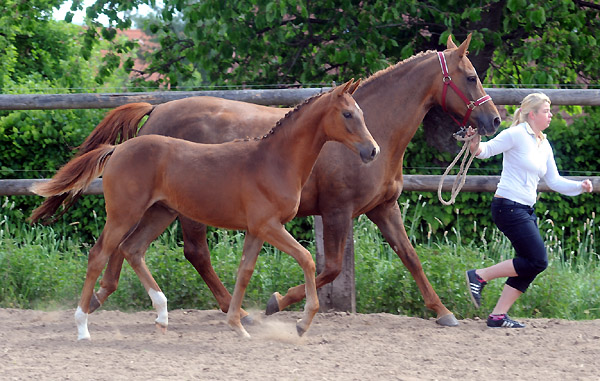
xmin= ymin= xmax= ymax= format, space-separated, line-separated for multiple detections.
xmin=491 ymin=284 xmax=522 ymax=314
xmin=476 ymin=259 xmax=517 ymax=282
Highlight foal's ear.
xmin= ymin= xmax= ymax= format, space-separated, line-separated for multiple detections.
xmin=456 ymin=33 xmax=472 ymax=58
xmin=335 ymin=78 xmax=355 ymax=97
xmin=348 ymin=79 xmax=361 ymax=94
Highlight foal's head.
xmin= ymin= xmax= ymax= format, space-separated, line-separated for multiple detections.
xmin=438 ymin=34 xmax=501 ymax=136
xmin=321 ymin=79 xmax=380 ymax=163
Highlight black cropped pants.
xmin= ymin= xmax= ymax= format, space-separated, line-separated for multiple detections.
xmin=491 ymin=197 xmax=548 ymax=293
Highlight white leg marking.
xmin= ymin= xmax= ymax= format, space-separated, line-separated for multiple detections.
xmin=148 ymin=288 xmax=168 ymax=327
xmin=74 ymin=306 xmax=91 ymax=341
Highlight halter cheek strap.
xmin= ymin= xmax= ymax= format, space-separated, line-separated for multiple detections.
xmin=437 ymin=51 xmax=492 ymax=128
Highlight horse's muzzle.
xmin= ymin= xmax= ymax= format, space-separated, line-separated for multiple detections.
xmin=359 ymin=144 xmax=380 ymax=163
xmin=477 ymin=115 xmax=501 ymax=136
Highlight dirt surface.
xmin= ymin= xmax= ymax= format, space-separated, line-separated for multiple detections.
xmin=1 ymin=308 xmax=599 ymax=380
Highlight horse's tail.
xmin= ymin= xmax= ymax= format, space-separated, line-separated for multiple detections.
xmin=29 ymin=103 xmax=153 ymax=225
xmin=29 ymin=145 xmax=116 ymax=223
xmin=77 ymin=102 xmax=153 ymax=155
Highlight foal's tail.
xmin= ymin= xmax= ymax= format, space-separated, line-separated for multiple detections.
xmin=29 ymin=145 xmax=116 ymax=222
xmin=29 ymin=103 xmax=153 ymax=224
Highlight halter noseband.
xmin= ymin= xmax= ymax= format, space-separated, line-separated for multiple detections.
xmin=437 ymin=51 xmax=491 ymax=128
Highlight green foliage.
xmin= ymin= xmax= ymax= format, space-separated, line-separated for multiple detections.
xmin=490 ymin=0 xmax=600 ymax=86
xmin=0 ymin=0 xmax=65 ymax=89
xmin=0 ymin=4 xmax=136 ymax=241
xmin=73 ymin=1 xmax=600 ymax=89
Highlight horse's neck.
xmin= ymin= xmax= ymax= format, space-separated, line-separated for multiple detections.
xmin=258 ymin=105 xmax=327 ymax=184
xmin=354 ymin=52 xmax=439 ymax=164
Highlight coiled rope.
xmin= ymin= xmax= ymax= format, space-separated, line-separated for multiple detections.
xmin=437 ymin=127 xmax=478 ymax=206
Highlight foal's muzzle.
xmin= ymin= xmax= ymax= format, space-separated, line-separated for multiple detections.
xmin=359 ymin=144 xmax=380 ymax=163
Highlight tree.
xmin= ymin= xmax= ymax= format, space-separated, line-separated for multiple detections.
xmin=77 ymin=1 xmax=599 ymax=86
xmin=78 ymin=0 xmax=600 ymax=152
xmin=0 ymin=0 xmax=135 ymax=240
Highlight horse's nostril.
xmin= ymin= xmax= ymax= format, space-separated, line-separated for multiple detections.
xmin=493 ymin=117 xmax=501 ymax=129
xmin=371 ymin=147 xmax=378 ymax=159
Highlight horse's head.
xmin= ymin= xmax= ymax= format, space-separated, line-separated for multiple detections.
xmin=325 ymin=79 xmax=380 ymax=163
xmin=438 ymin=34 xmax=501 ymax=136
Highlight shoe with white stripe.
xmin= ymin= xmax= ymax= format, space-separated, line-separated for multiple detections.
xmin=466 ymin=269 xmax=487 ymax=308
xmin=487 ymin=314 xmax=526 ymax=328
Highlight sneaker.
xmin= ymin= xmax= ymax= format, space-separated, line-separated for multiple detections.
xmin=465 ymin=269 xmax=487 ymax=308
xmin=487 ymin=314 xmax=526 ymax=328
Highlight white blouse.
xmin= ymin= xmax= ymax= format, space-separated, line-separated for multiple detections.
xmin=476 ymin=122 xmax=584 ymax=206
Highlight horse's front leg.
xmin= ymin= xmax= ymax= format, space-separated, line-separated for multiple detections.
xmin=266 ymin=211 xmax=351 ymax=315
xmin=226 ymin=233 xmax=264 ymax=338
xmin=366 ymin=200 xmax=458 ymax=326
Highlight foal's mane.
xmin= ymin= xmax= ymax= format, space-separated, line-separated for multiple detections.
xmin=237 ymin=86 xmax=335 ymax=142
xmin=359 ymin=49 xmax=436 ymax=88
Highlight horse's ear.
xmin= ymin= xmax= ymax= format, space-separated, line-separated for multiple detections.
xmin=348 ymin=79 xmax=361 ymax=94
xmin=335 ymin=79 xmax=355 ymax=97
xmin=456 ymin=33 xmax=472 ymax=58
xmin=446 ymin=34 xmax=458 ymax=49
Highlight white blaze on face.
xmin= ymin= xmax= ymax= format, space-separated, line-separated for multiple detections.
xmin=354 ymin=101 xmax=362 ymax=113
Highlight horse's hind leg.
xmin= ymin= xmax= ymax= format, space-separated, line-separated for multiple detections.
xmin=366 ymin=201 xmax=458 ymax=326
xmin=179 ymin=217 xmax=250 ymax=321
xmin=76 ymin=221 xmax=136 ymax=340
xmin=119 ymin=227 xmax=172 ymax=332
xmin=90 ymin=203 xmax=177 ymax=313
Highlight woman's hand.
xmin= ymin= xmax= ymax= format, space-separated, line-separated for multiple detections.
xmin=466 ymin=127 xmax=481 ymax=155
xmin=582 ymin=179 xmax=593 ymax=193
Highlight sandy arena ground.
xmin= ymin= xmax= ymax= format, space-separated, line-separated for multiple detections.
xmin=1 ymin=308 xmax=599 ymax=380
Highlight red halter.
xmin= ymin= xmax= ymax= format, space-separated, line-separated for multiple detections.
xmin=437 ymin=51 xmax=492 ymax=128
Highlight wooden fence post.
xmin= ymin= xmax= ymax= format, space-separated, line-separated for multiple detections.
xmin=314 ymin=216 xmax=356 ymax=313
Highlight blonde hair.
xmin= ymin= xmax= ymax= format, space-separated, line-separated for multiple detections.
xmin=510 ymin=92 xmax=551 ymax=127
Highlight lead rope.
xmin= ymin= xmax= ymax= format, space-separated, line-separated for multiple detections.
xmin=437 ymin=128 xmax=477 ymax=206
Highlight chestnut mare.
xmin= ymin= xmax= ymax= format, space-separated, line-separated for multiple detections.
xmin=31 ymin=35 xmax=501 ymax=327
xmin=32 ymin=80 xmax=379 ymax=340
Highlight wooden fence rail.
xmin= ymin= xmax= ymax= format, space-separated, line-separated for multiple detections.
xmin=1 ymin=88 xmax=600 ymax=110
xmin=2 ymin=175 xmax=600 ymax=196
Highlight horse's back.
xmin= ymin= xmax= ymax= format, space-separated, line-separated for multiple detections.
xmin=140 ymin=96 xmax=288 ymax=143
xmin=103 ymin=135 xmax=255 ymax=228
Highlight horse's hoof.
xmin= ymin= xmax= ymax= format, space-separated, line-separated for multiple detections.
xmin=228 ymin=321 xmax=252 ymax=338
xmin=296 ymin=322 xmax=306 ymax=337
xmin=88 ymin=292 xmax=101 ymax=314
xmin=155 ymin=322 xmax=168 ymax=334
xmin=265 ymin=292 xmax=281 ymax=316
xmin=436 ymin=313 xmax=459 ymax=327
xmin=241 ymin=314 xmax=255 ymax=326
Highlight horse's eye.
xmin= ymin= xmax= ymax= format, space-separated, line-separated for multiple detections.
xmin=343 ymin=111 xmax=353 ymax=118
xmin=467 ymin=76 xmax=478 ymax=83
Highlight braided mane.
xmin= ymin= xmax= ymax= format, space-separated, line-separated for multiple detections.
xmin=237 ymin=86 xmax=334 ymax=142
xmin=360 ymin=50 xmax=436 ymax=88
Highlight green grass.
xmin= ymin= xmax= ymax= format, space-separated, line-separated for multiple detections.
xmin=1 ymin=197 xmax=599 ymax=320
